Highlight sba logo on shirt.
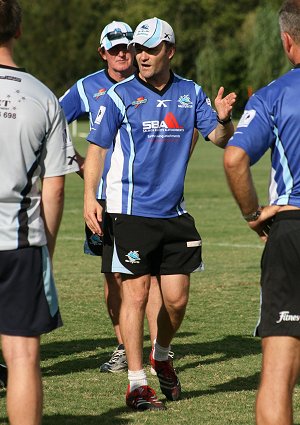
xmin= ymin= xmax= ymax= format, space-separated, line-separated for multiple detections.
xmin=143 ymin=112 xmax=183 ymax=131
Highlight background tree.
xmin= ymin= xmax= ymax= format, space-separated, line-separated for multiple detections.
xmin=16 ymin=0 xmax=290 ymax=116
xmin=244 ymin=2 xmax=290 ymax=94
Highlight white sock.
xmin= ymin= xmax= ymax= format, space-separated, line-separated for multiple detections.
xmin=128 ymin=369 xmax=147 ymax=392
xmin=153 ymin=339 xmax=170 ymax=361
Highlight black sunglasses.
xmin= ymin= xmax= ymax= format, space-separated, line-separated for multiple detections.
xmin=105 ymin=30 xmax=133 ymax=41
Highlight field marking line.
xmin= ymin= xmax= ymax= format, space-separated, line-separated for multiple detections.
xmin=59 ymin=236 xmax=263 ymax=249
xmin=205 ymin=242 xmax=263 ymax=249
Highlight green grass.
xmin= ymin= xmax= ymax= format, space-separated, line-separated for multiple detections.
xmin=1 ymin=122 xmax=299 ymax=424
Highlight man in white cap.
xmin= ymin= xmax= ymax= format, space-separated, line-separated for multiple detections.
xmin=60 ymin=21 xmax=134 ymax=374
xmin=84 ymin=17 xmax=236 ymax=410
xmin=60 ymin=20 xmax=134 ymax=178
xmin=60 ymin=21 xmax=177 ymax=374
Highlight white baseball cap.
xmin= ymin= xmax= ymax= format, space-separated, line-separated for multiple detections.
xmin=100 ymin=21 xmax=133 ymax=50
xmin=130 ymin=17 xmax=175 ymax=48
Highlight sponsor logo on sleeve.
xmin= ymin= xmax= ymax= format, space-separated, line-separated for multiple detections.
xmin=95 ymin=105 xmax=106 ymax=125
xmin=237 ymin=110 xmax=256 ymax=128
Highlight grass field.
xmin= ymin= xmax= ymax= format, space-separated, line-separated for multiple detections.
xmin=0 ymin=121 xmax=299 ymax=424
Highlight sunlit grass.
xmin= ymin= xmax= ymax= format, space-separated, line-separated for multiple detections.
xmin=1 ymin=122 xmax=299 ymax=425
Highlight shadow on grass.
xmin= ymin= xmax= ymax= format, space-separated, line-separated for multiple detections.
xmin=40 ymin=334 xmax=261 ymax=378
xmin=0 ymin=407 xmax=159 ymax=425
xmin=0 ymin=413 xmax=299 ymax=425
xmin=41 ymin=331 xmax=196 ymax=359
xmin=40 ymin=331 xmax=196 ymax=376
xmin=42 ymin=409 xmax=133 ymax=425
xmin=184 ymin=371 xmax=260 ymax=398
xmin=173 ymin=334 xmax=261 ymax=373
xmin=2 ymin=416 xmax=297 ymax=425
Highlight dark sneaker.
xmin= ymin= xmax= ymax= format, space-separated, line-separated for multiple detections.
xmin=0 ymin=364 xmax=7 ymax=389
xmin=126 ymin=385 xmax=166 ymax=411
xmin=99 ymin=344 xmax=127 ymax=373
xmin=150 ymin=350 xmax=174 ymax=376
xmin=149 ymin=349 xmax=181 ymax=401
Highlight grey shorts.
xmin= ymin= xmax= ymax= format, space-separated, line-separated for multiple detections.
xmin=0 ymin=246 xmax=62 ymax=336
xmin=255 ymin=210 xmax=300 ymax=337
xmin=102 ymin=213 xmax=203 ymax=275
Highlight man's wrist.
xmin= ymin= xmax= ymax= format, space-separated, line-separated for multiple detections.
xmin=217 ymin=114 xmax=232 ymax=125
xmin=243 ymin=207 xmax=262 ymax=222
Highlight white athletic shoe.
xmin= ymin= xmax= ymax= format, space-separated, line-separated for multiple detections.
xmin=99 ymin=344 xmax=128 ymax=373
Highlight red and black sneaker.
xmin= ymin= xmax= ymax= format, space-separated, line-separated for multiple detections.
xmin=126 ymin=385 xmax=166 ymax=411
xmin=149 ymin=349 xmax=181 ymax=401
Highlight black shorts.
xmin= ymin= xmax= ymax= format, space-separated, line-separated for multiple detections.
xmin=255 ymin=210 xmax=300 ymax=337
xmin=102 ymin=213 xmax=203 ymax=275
xmin=84 ymin=199 xmax=105 ymax=256
xmin=0 ymin=246 xmax=62 ymax=336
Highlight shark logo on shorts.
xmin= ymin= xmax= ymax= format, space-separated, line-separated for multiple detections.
xmin=125 ymin=250 xmax=141 ymax=264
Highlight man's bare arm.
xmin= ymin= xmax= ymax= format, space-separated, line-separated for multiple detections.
xmin=41 ymin=175 xmax=65 ymax=260
xmin=224 ymin=145 xmax=280 ymax=240
xmin=84 ymin=143 xmax=108 ymax=235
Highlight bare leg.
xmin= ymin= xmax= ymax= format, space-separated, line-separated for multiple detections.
xmin=157 ymin=274 xmax=190 ymax=348
xmin=104 ymin=272 xmax=123 ymax=344
xmin=119 ymin=274 xmax=151 ymax=371
xmin=145 ymin=276 xmax=162 ymax=345
xmin=2 ymin=334 xmax=42 ymax=425
xmin=256 ymin=336 xmax=300 ymax=425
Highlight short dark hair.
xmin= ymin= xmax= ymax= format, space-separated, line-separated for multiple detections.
xmin=0 ymin=0 xmax=22 ymax=44
xmin=279 ymin=0 xmax=300 ymax=44
xmin=164 ymin=41 xmax=175 ymax=49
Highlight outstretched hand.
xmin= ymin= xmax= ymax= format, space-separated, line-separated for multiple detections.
xmin=214 ymin=87 xmax=237 ymax=121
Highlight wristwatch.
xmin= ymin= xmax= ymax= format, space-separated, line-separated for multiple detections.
xmin=217 ymin=114 xmax=232 ymax=125
xmin=243 ymin=208 xmax=262 ymax=222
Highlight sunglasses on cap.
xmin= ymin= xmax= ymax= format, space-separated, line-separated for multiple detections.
xmin=105 ymin=30 xmax=133 ymax=41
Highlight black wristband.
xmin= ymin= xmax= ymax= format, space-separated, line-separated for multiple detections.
xmin=217 ymin=115 xmax=232 ymax=125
